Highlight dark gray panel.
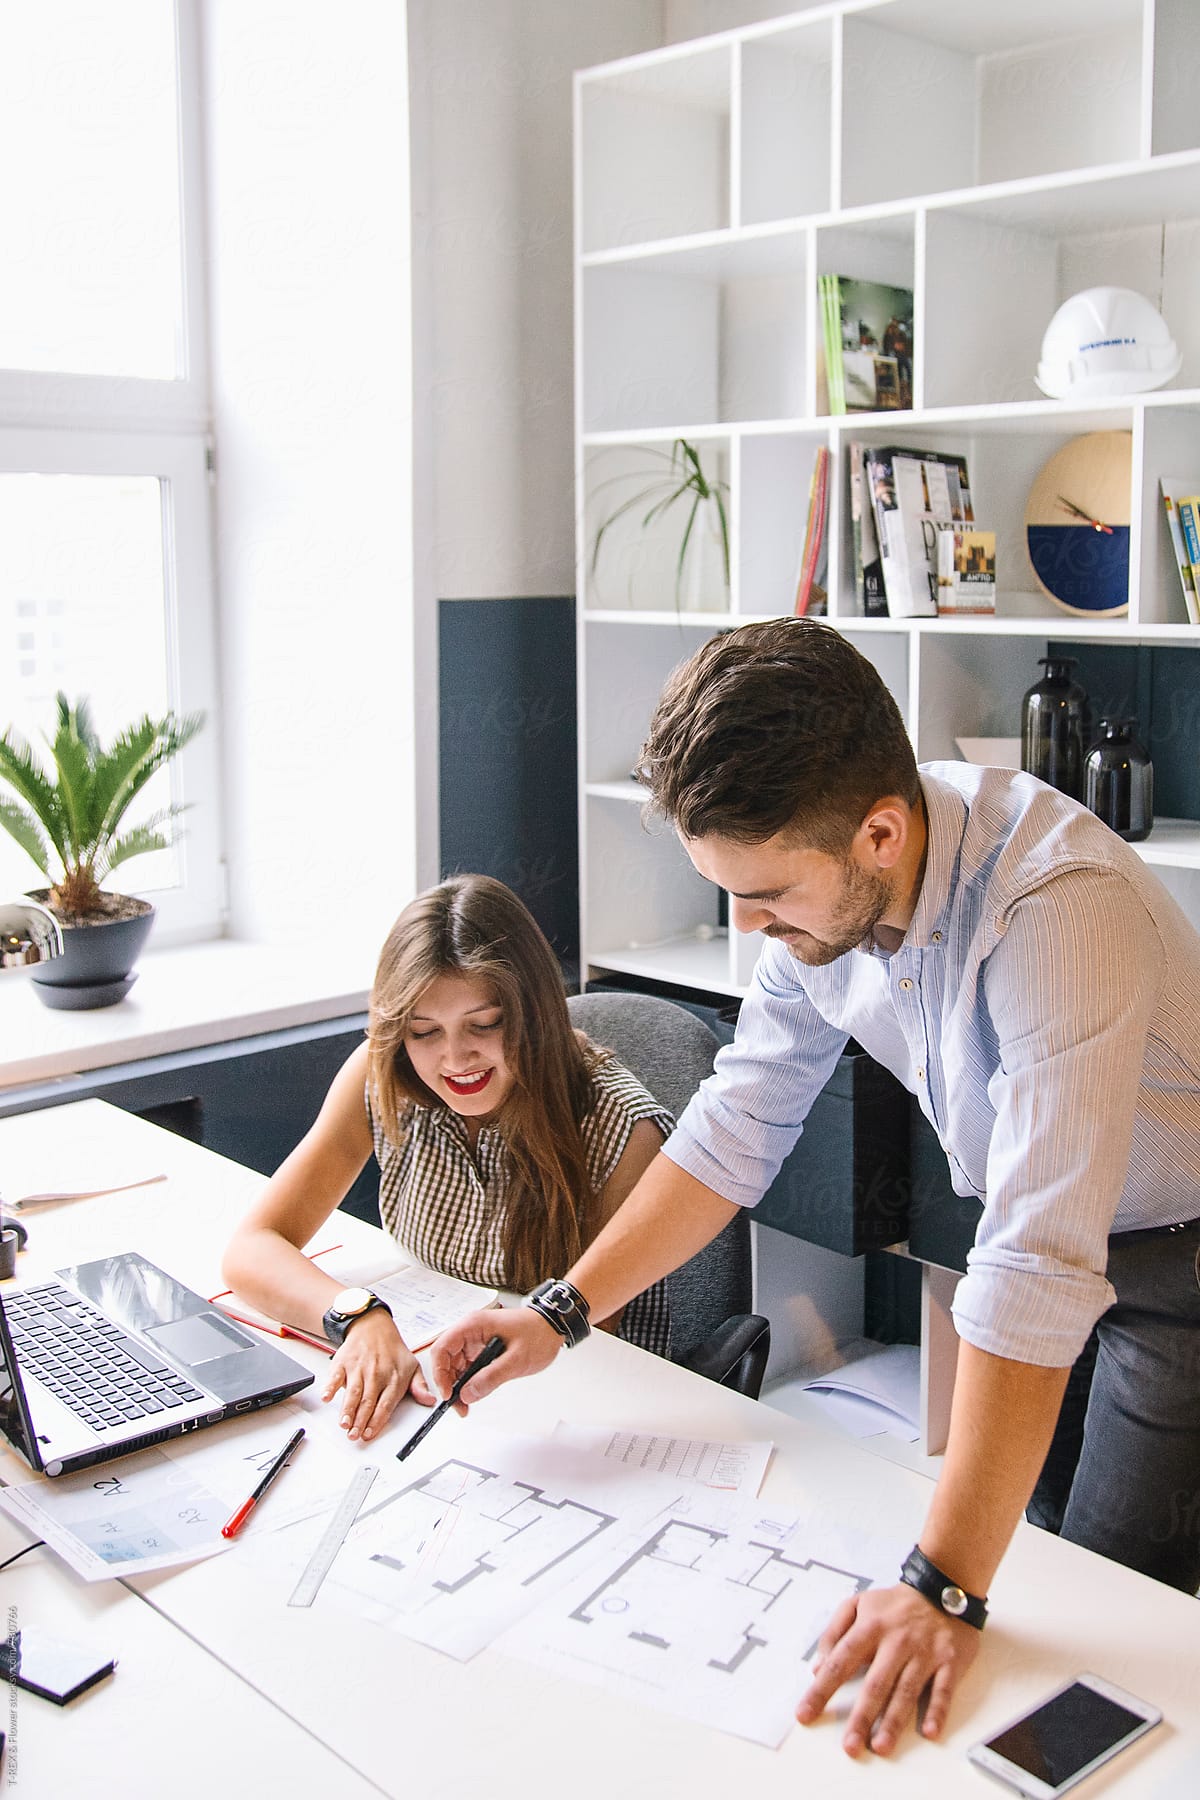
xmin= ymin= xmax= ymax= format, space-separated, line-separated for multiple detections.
xmin=439 ymin=596 xmax=578 ymax=971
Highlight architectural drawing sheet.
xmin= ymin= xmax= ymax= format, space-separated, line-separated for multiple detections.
xmin=552 ymin=1423 xmax=772 ymax=1496
xmin=499 ymin=1500 xmax=897 ymax=1748
xmin=322 ymin=1425 xmax=687 ymax=1659
xmin=0 ymin=1448 xmax=233 ymax=1580
xmin=238 ymin=1418 xmax=890 ymax=1748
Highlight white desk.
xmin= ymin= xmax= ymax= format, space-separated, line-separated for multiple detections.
xmin=0 ymin=1514 xmax=382 ymax=1800
xmin=3 ymin=1102 xmax=1199 ymax=1800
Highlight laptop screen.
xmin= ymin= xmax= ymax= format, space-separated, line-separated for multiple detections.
xmin=0 ymin=1296 xmax=44 ymax=1473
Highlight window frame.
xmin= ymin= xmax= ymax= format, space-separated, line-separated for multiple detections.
xmin=0 ymin=1 xmax=223 ymax=942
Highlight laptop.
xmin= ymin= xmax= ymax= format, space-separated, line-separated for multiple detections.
xmin=0 ymin=1250 xmax=313 ymax=1477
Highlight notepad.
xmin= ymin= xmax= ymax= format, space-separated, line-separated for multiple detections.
xmin=210 ymin=1244 xmax=498 ymax=1355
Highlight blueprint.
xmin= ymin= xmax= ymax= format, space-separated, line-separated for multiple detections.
xmin=324 ymin=1426 xmax=686 ymax=1658
xmin=245 ymin=1418 xmax=893 ymax=1746
xmin=498 ymin=1500 xmax=893 ymax=1747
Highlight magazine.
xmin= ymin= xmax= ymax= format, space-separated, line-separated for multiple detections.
xmin=820 ymin=276 xmax=914 ymax=415
xmin=864 ymin=445 xmax=973 ymax=618
xmin=936 ymin=528 xmax=996 ymax=615
xmin=848 ymin=439 xmax=887 ymax=616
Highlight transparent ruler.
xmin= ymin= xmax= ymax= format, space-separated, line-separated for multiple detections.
xmin=288 ymin=1464 xmax=378 ymax=1608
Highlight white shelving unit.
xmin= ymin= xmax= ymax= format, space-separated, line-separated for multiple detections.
xmin=575 ymin=0 xmax=1200 ymax=998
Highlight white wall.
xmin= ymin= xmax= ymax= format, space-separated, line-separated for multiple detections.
xmin=408 ymin=0 xmax=663 ymax=602
xmin=663 ymin=0 xmax=812 ymax=41
xmin=202 ymin=2 xmax=421 ymax=946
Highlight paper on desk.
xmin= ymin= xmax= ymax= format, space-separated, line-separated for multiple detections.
xmin=0 ymin=1447 xmax=233 ymax=1580
xmin=157 ymin=1378 xmax=428 ymax=1540
xmin=798 ymin=1343 xmax=920 ymax=1443
xmin=211 ymin=1245 xmax=497 ymax=1356
xmin=0 ymin=1384 xmax=432 ymax=1585
xmin=316 ymin=1422 xmax=693 ymax=1660
xmin=499 ymin=1496 xmax=901 ymax=1748
xmin=365 ymin=1264 xmax=499 ymax=1352
xmin=552 ymin=1424 xmax=772 ymax=1497
xmin=0 ymin=1108 xmax=167 ymax=1210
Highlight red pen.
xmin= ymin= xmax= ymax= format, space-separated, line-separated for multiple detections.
xmin=221 ymin=1426 xmax=306 ymax=1538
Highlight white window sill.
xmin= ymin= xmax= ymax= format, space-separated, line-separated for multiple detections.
xmin=0 ymin=938 xmax=374 ymax=1090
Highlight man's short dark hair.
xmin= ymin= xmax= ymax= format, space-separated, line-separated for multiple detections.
xmin=637 ymin=618 xmax=919 ymax=852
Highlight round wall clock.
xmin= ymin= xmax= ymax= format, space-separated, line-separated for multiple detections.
xmin=1024 ymin=430 xmax=1132 ymax=615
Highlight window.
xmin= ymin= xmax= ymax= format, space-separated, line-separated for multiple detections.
xmin=0 ymin=2 xmax=221 ymax=939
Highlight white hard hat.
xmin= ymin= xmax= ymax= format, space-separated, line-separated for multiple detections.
xmin=1036 ymin=286 xmax=1181 ymax=399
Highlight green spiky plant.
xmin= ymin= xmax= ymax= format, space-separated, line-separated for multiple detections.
xmin=590 ymin=438 xmax=730 ymax=607
xmin=0 ymin=694 xmax=203 ymax=919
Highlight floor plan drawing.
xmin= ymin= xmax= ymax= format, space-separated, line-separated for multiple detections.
xmin=500 ymin=1507 xmax=883 ymax=1747
xmin=360 ymin=1457 xmax=618 ymax=1595
xmin=572 ymin=1517 xmax=869 ymax=1671
xmin=321 ymin=1429 xmax=684 ymax=1660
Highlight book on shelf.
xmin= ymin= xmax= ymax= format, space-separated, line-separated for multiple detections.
xmin=936 ymin=527 xmax=996 ymax=615
xmin=1159 ymin=477 xmax=1200 ymax=625
xmin=819 ymin=275 xmax=914 ymax=416
xmin=209 ymin=1242 xmax=499 ymax=1356
xmin=847 ymin=439 xmax=887 ymax=616
xmin=863 ymin=445 xmax=974 ymax=619
xmin=1176 ymin=497 xmax=1200 ymax=618
xmin=848 ymin=440 xmax=865 ymax=606
xmin=817 ymin=274 xmax=842 ymax=414
xmin=793 ymin=445 xmax=830 ymax=617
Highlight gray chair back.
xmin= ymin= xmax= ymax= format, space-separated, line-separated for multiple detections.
xmin=566 ymin=990 xmax=752 ymax=1360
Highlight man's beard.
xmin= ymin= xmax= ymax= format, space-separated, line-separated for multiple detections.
xmin=763 ymin=859 xmax=894 ymax=967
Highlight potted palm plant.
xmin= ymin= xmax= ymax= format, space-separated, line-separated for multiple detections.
xmin=589 ymin=437 xmax=730 ymax=611
xmin=0 ymin=694 xmax=203 ymax=1009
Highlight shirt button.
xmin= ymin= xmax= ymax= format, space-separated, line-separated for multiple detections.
xmin=917 ymin=1066 xmax=926 ymax=1081
xmin=899 ymin=978 xmax=914 ymax=991
xmin=931 ymin=931 xmax=942 ymax=943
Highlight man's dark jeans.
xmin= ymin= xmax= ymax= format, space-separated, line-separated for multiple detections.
xmin=1028 ymin=1216 xmax=1200 ymax=1594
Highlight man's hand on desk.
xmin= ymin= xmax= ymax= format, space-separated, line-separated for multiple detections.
xmin=430 ymin=1307 xmax=560 ymax=1406
xmin=323 ymin=1311 xmax=436 ymax=1441
xmin=797 ymin=1581 xmax=980 ymax=1757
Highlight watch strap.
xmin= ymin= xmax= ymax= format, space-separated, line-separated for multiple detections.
xmin=900 ymin=1545 xmax=988 ymax=1630
xmin=322 ymin=1292 xmax=392 ymax=1348
xmin=526 ymin=1278 xmax=591 ymax=1349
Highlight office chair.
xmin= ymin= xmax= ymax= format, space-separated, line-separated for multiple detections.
xmin=566 ymin=989 xmax=771 ymax=1401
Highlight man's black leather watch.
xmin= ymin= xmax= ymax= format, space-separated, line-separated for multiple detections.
xmin=526 ymin=1278 xmax=591 ymax=1348
xmin=899 ymin=1545 xmax=988 ymax=1630
xmin=322 ymin=1286 xmax=393 ymax=1349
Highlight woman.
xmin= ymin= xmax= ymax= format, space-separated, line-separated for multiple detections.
xmin=220 ymin=875 xmax=671 ymax=1443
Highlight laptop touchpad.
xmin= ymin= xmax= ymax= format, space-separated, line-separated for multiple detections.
xmin=146 ymin=1311 xmax=252 ymax=1367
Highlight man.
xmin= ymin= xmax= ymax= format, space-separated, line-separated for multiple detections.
xmin=432 ymin=618 xmax=1200 ymax=1758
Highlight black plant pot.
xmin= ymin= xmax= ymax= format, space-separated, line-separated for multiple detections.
xmin=29 ymin=895 xmax=155 ymax=1011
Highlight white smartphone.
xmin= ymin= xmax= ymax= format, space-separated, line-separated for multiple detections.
xmin=968 ymin=1673 xmax=1162 ymax=1797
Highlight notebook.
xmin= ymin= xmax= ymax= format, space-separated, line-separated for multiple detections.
xmin=0 ymin=1251 xmax=313 ymax=1478
xmin=209 ymin=1242 xmax=499 ymax=1355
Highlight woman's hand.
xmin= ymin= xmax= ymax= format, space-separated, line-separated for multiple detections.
xmin=322 ymin=1310 xmax=435 ymax=1441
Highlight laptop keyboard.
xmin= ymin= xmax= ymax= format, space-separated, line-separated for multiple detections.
xmin=5 ymin=1282 xmax=207 ymax=1435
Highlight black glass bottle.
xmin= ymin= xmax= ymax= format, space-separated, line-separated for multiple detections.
xmin=1084 ymin=718 xmax=1153 ymax=843
xmin=1021 ymin=656 xmax=1089 ymax=800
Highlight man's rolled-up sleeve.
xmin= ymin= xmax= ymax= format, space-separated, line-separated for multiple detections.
xmin=662 ymin=941 xmax=848 ymax=1207
xmin=952 ymin=868 xmax=1165 ymax=1366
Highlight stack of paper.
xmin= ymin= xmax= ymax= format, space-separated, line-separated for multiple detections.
xmin=766 ymin=1342 xmax=921 ymax=1443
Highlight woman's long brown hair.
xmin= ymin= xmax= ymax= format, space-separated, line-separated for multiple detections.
xmin=367 ymin=874 xmax=609 ymax=1291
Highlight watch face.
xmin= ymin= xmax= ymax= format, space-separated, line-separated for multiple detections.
xmin=333 ymin=1287 xmax=375 ymax=1318
xmin=1025 ymin=430 xmax=1131 ymax=615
